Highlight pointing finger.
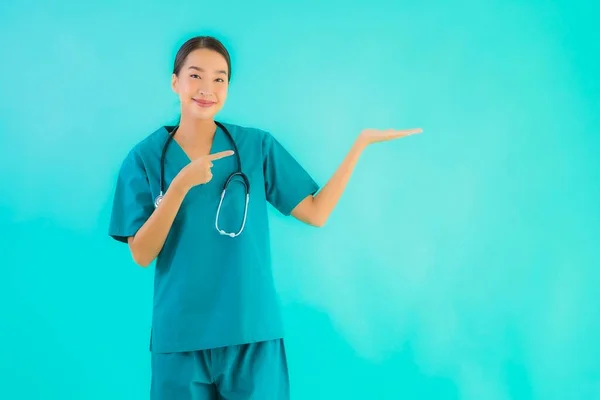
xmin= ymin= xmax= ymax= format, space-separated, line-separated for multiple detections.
xmin=206 ymin=150 xmax=235 ymax=161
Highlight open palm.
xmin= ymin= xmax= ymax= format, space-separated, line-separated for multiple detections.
xmin=360 ymin=128 xmax=423 ymax=145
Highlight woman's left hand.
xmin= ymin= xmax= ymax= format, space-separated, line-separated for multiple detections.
xmin=358 ymin=127 xmax=423 ymax=146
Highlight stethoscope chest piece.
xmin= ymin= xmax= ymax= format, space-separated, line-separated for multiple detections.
xmin=154 ymin=192 xmax=164 ymax=208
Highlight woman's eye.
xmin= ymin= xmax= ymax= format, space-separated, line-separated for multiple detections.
xmin=191 ymin=74 xmax=200 ymax=79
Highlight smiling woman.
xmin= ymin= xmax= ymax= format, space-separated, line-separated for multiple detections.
xmin=171 ymin=37 xmax=231 ymax=122
xmin=107 ymin=35 xmax=422 ymax=400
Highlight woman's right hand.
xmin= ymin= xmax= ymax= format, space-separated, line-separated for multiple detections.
xmin=129 ymin=149 xmax=234 ymax=267
xmin=175 ymin=150 xmax=235 ymax=192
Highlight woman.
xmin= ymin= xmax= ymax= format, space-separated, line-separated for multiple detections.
xmin=109 ymin=35 xmax=422 ymax=400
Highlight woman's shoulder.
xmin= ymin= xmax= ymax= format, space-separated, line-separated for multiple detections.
xmin=118 ymin=125 xmax=170 ymax=167
xmin=219 ymin=121 xmax=269 ymax=138
xmin=218 ymin=121 xmax=280 ymax=151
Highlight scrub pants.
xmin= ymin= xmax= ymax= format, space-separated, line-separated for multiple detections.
xmin=150 ymin=339 xmax=290 ymax=400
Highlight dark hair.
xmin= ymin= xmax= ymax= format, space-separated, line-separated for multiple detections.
xmin=172 ymin=36 xmax=232 ymax=82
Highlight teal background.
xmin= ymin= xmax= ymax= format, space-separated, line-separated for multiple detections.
xmin=1 ymin=0 xmax=599 ymax=399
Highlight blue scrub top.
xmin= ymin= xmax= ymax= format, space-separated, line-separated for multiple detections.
xmin=108 ymin=122 xmax=319 ymax=353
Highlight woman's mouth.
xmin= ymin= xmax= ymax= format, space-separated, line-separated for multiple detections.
xmin=193 ymin=99 xmax=216 ymax=108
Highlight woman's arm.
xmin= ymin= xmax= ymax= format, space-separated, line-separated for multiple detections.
xmin=291 ymin=127 xmax=422 ymax=227
xmin=127 ymin=176 xmax=189 ymax=266
xmin=128 ymin=150 xmax=234 ymax=266
xmin=291 ymin=137 xmax=366 ymax=227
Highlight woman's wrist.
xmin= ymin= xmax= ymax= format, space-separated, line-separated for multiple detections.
xmin=171 ymin=170 xmax=191 ymax=197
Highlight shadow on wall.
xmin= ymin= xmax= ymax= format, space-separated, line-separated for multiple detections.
xmin=282 ymin=301 xmax=460 ymax=400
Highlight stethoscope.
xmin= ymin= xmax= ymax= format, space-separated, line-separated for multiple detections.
xmin=154 ymin=121 xmax=250 ymax=238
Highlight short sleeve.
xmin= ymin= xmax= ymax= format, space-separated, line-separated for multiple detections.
xmin=262 ymin=132 xmax=320 ymax=216
xmin=108 ymin=149 xmax=155 ymax=243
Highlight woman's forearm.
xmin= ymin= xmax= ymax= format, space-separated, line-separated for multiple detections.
xmin=306 ymin=137 xmax=368 ymax=226
xmin=128 ymin=176 xmax=189 ymax=267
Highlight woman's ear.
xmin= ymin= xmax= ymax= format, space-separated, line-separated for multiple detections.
xmin=171 ymin=73 xmax=179 ymax=94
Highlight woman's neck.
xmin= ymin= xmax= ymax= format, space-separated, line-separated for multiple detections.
xmin=176 ymin=117 xmax=217 ymax=147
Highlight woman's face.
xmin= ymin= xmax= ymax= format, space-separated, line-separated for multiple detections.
xmin=171 ymin=48 xmax=229 ymax=121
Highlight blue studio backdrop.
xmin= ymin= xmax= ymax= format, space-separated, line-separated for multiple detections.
xmin=1 ymin=1 xmax=599 ymax=399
